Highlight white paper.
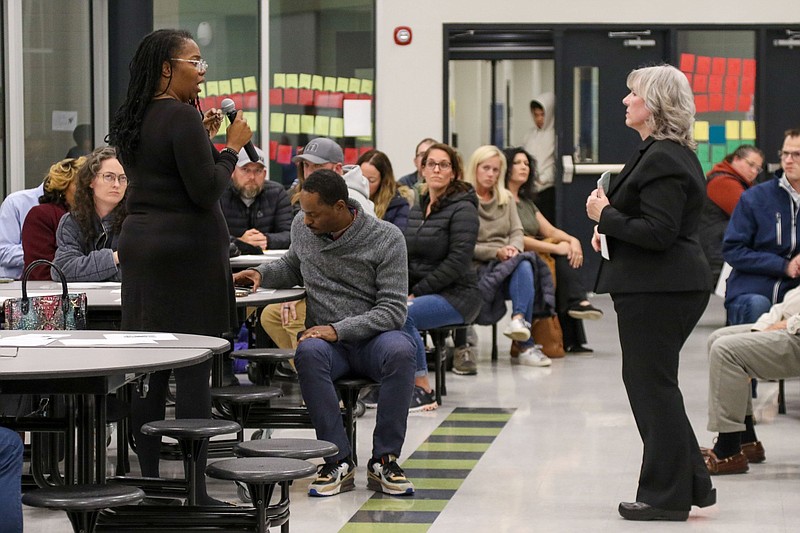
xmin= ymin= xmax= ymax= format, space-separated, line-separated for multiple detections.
xmin=714 ymin=262 xmax=732 ymax=298
xmin=599 ymin=234 xmax=610 ymax=260
xmin=104 ymin=333 xmax=178 ymax=341
xmin=343 ymin=100 xmax=372 ymax=137
xmin=59 ymin=338 xmax=158 ymax=346
xmin=0 ymin=334 xmax=66 ymax=347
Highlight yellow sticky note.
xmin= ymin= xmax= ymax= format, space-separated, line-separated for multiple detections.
xmin=694 ymin=121 xmax=710 ymax=142
xmin=244 ymin=76 xmax=258 ymax=92
xmin=273 ymin=73 xmax=285 ymax=89
xmin=217 ymin=118 xmax=227 ymax=136
xmin=198 ymin=83 xmax=206 ymax=98
xmin=329 ymin=117 xmax=344 ymax=138
xmin=314 ymin=115 xmax=330 ymax=136
xmin=336 ymin=77 xmax=349 ymax=92
xmin=218 ymin=80 xmax=232 ymax=96
xmin=244 ymin=112 xmax=258 ymax=132
xmin=285 ymin=74 xmax=299 ymax=89
xmin=324 ymin=77 xmax=337 ymax=92
xmin=741 ymin=120 xmax=756 ymax=140
xmin=725 ymin=120 xmax=740 ymax=140
xmin=285 ymin=114 xmax=301 ymax=134
xmin=270 ymin=113 xmax=285 ymax=133
xmin=205 ymin=81 xmax=219 ymax=96
xmin=311 ymin=75 xmax=324 ymax=91
xmin=301 ymin=115 xmax=315 ymax=134
xmin=360 ymin=80 xmax=373 ymax=95
xmin=231 ymin=78 xmax=244 ymax=93
xmin=298 ymin=74 xmax=312 ymax=89
xmin=348 ymin=78 xmax=361 ymax=93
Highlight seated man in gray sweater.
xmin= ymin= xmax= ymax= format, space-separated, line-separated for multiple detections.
xmin=233 ymin=169 xmax=416 ymax=497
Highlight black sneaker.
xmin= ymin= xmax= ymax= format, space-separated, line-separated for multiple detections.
xmin=360 ymin=385 xmax=380 ymax=409
xmin=367 ymin=455 xmax=414 ymax=496
xmin=409 ymin=386 xmax=438 ymax=412
xmin=308 ymin=459 xmax=355 ymax=497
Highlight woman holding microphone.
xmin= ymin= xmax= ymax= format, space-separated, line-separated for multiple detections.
xmin=108 ymin=28 xmax=252 ymax=505
xmin=586 ymin=65 xmax=715 ymax=521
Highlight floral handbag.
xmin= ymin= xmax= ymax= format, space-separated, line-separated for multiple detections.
xmin=3 ymin=259 xmax=87 ymax=330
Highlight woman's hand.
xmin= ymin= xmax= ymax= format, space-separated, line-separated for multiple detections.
xmin=586 ymin=187 xmax=610 ymax=222
xmin=552 ymin=241 xmax=571 ymax=256
xmin=203 ymin=108 xmax=223 ymax=139
xmin=496 ymin=245 xmax=519 ymax=261
xmin=591 ymin=226 xmax=602 ymax=252
xmin=567 ymin=239 xmax=584 ymax=268
xmin=225 ymin=110 xmax=252 ymax=153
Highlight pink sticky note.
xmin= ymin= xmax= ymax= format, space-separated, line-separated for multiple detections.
xmin=283 ymin=89 xmax=298 ymax=105
xmin=276 ymin=145 xmax=292 ymax=165
xmin=740 ymin=77 xmax=755 ymax=96
xmin=696 ymin=56 xmax=711 ymax=75
xmin=709 ymin=94 xmax=723 ymax=112
xmin=727 ymin=58 xmax=742 ymax=76
xmin=738 ymin=94 xmax=752 ymax=112
xmin=680 ymin=53 xmax=696 ymax=73
xmin=708 ymin=75 xmax=723 ymax=94
xmin=711 ymin=57 xmax=727 ymax=76
xmin=692 ymin=74 xmax=708 ymax=93
xmin=723 ymin=93 xmax=737 ymax=112
xmin=344 ymin=148 xmax=358 ymax=165
xmin=695 ymin=95 xmax=709 ymax=113
xmin=743 ymin=59 xmax=756 ymax=78
xmin=269 ymin=141 xmax=278 ymax=160
xmin=724 ymin=76 xmax=739 ymax=95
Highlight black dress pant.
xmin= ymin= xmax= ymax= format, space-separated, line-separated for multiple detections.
xmin=612 ymin=291 xmax=712 ymax=511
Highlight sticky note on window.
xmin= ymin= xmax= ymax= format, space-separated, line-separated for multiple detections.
xmin=273 ymin=74 xmax=286 ymax=89
xmin=741 ymin=120 xmax=756 ymax=140
xmin=696 ymin=143 xmax=710 ymax=163
xmin=270 ymin=113 xmax=285 ymax=133
xmin=198 ymin=83 xmax=206 ymax=98
xmin=276 ymin=145 xmax=292 ymax=165
xmin=244 ymin=76 xmax=258 ymax=91
xmin=243 ymin=112 xmax=258 ymax=132
xmin=329 ymin=117 xmax=344 ymax=138
xmin=725 ymin=120 xmax=740 ymax=140
xmin=711 ymin=144 xmax=727 ymax=163
xmin=696 ymin=56 xmax=711 ymax=75
xmin=301 ymin=115 xmax=315 ymax=134
xmin=311 ymin=75 xmax=324 ymax=91
xmin=298 ymin=74 xmax=311 ymax=89
xmin=231 ymin=78 xmax=244 ymax=93
xmin=205 ymin=81 xmax=219 ymax=96
xmin=218 ymin=80 xmax=232 ymax=96
xmin=694 ymin=121 xmax=710 ymax=142
xmin=285 ymin=74 xmax=299 ymax=89
xmin=727 ymin=139 xmax=743 ymax=152
xmin=708 ymin=125 xmax=726 ymax=144
xmin=336 ymin=77 xmax=349 ymax=92
xmin=348 ymin=78 xmax=361 ymax=93
xmin=360 ymin=79 xmax=373 ymax=95
xmin=285 ymin=114 xmax=300 ymax=134
xmin=343 ymin=100 xmax=372 ymax=137
xmin=314 ymin=115 xmax=330 ymax=136
xmin=679 ymin=53 xmax=695 ymax=73
xmin=324 ymin=77 xmax=337 ymax=92
xmin=695 ymin=95 xmax=708 ymax=113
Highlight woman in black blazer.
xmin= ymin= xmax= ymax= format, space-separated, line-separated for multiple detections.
xmin=586 ymin=65 xmax=715 ymax=521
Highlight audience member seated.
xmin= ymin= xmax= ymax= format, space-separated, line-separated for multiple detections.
xmin=220 ymin=145 xmax=293 ymax=255
xmin=52 ymin=146 xmax=127 ymax=282
xmin=723 ymin=129 xmax=800 ymax=325
xmin=0 ymin=427 xmax=23 ymax=533
xmin=66 ymin=123 xmax=93 ymax=159
xmin=397 ymin=137 xmax=438 ymax=189
xmin=21 ymin=157 xmax=85 ymax=280
xmin=234 ymin=170 xmax=416 ymax=497
xmin=463 ymin=145 xmax=555 ymax=372
xmin=703 ymin=283 xmax=800 ymax=475
xmin=503 ymin=147 xmax=602 ymax=354
xmin=699 ymin=145 xmax=764 ymax=280
xmin=0 ymin=181 xmax=45 ymax=280
xmin=358 ymin=149 xmax=412 ymax=230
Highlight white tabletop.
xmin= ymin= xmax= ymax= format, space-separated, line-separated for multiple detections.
xmin=229 ymin=250 xmax=286 ymax=268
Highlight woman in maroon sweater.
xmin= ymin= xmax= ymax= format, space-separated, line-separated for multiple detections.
xmin=21 ymin=157 xmax=84 ymax=279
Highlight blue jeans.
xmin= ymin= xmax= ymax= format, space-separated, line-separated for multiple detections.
xmin=294 ymin=330 xmax=415 ymax=463
xmin=726 ymin=293 xmax=772 ymax=326
xmin=506 ymin=260 xmax=536 ymax=348
xmin=406 ymin=295 xmax=465 ymax=377
xmin=0 ymin=427 xmax=23 ymax=533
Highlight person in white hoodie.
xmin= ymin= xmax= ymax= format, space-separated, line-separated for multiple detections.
xmin=704 ymin=283 xmax=800 ymax=475
xmin=522 ymin=93 xmax=556 ymax=222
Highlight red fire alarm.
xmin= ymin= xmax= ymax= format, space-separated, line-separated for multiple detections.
xmin=394 ymin=26 xmax=412 ymax=46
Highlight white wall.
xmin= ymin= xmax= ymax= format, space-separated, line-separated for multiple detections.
xmin=375 ymin=0 xmax=796 ymax=168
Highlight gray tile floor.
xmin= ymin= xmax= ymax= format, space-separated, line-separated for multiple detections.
xmin=23 ymin=294 xmax=800 ymax=531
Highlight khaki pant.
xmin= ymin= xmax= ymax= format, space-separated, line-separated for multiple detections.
xmin=260 ymin=299 xmax=306 ymax=349
xmin=707 ymin=324 xmax=800 ymax=433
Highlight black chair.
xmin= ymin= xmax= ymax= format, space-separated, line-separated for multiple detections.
xmin=22 ymin=484 xmax=144 ymax=533
xmin=334 ymin=377 xmax=377 ymax=465
xmin=231 ymin=348 xmax=295 ymax=386
xmin=210 ymin=385 xmax=283 ymax=441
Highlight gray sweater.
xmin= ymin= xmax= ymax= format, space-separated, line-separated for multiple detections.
xmin=254 ymin=199 xmax=408 ymax=342
xmin=53 ymin=213 xmax=120 ymax=281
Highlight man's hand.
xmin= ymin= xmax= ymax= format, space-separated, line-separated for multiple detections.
xmin=298 ymin=325 xmax=337 ymax=343
xmin=786 ymin=256 xmax=800 ymax=278
xmin=233 ymin=269 xmax=261 ymax=291
xmin=280 ymin=301 xmax=298 ymax=326
xmin=764 ymin=319 xmax=788 ymax=331
xmin=240 ymin=229 xmax=268 ymax=251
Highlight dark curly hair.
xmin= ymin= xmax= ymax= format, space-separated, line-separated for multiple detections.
xmin=107 ymin=29 xmax=200 ymax=166
xmin=71 ymin=146 xmax=128 ymax=248
xmin=503 ymin=147 xmax=538 ymax=202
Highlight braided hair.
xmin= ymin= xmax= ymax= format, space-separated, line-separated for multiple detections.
xmin=107 ymin=29 xmax=200 ymax=166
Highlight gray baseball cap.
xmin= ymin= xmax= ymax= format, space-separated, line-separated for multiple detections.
xmin=237 ymin=146 xmax=267 ymax=167
xmin=292 ymin=138 xmax=344 ymax=165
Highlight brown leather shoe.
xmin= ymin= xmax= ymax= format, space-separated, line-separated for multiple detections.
xmin=705 ymin=450 xmax=749 ymax=475
xmin=741 ymin=441 xmax=766 ymax=463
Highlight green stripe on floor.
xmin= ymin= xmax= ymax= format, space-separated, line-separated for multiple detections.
xmin=340 ymin=407 xmax=515 ymax=532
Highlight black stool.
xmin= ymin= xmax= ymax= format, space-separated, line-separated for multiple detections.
xmin=210 ymin=385 xmax=283 ymax=440
xmin=234 ymin=438 xmax=338 ymax=533
xmin=140 ymin=419 xmax=241 ymax=505
xmin=334 ymin=377 xmax=376 ymax=465
xmin=231 ymin=348 xmax=295 ymax=385
xmin=22 ymin=484 xmax=144 ymax=533
xmin=206 ymin=457 xmax=317 ymax=533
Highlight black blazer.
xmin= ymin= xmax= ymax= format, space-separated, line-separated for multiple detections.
xmin=595 ymin=137 xmax=712 ymax=294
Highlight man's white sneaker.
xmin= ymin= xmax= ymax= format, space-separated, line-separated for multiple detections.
xmin=503 ymin=317 xmax=531 ymax=342
xmin=517 ymin=345 xmax=551 ymax=367
xmin=308 ymin=460 xmax=355 ymax=496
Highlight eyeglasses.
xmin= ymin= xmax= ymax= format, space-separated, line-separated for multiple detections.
xmin=170 ymin=58 xmax=208 ymax=72
xmin=778 ymin=150 xmax=800 ymax=163
xmin=742 ymin=158 xmax=762 ymax=170
xmin=424 ymin=160 xmax=452 ymax=170
xmin=98 ymin=172 xmax=127 ymax=184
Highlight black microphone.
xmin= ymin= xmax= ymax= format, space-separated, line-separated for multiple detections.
xmin=219 ymin=98 xmax=258 ymax=162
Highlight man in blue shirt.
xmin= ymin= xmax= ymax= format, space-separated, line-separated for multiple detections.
xmin=0 ymin=182 xmax=45 ymax=279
